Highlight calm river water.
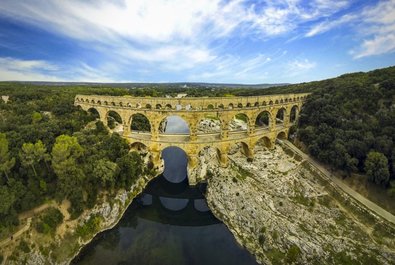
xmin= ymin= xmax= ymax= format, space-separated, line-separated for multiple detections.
xmin=72 ymin=118 xmax=258 ymax=265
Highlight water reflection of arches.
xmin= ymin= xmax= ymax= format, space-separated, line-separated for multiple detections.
xmin=136 ymin=176 xmax=217 ymax=226
xmin=136 ymin=194 xmax=219 ymax=226
xmin=162 ymin=147 xmax=188 ymax=184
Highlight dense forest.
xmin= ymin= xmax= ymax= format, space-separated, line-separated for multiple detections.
xmin=294 ymin=67 xmax=395 ymax=194
xmin=0 ymin=65 xmax=394 ymax=238
xmin=0 ymin=85 xmax=148 ymax=237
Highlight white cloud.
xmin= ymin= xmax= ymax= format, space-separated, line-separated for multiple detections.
xmin=0 ymin=0 xmax=352 ymax=73
xmin=0 ymin=57 xmax=60 ymax=81
xmin=0 ymin=57 xmax=121 ymax=82
xmin=305 ymin=14 xmax=357 ymax=37
xmin=288 ymin=59 xmax=316 ymax=71
xmin=352 ymin=0 xmax=395 ymax=58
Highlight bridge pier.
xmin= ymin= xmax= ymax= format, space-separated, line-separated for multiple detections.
xmin=219 ymin=152 xmax=229 ymax=167
xmin=187 ymin=154 xmax=199 ymax=186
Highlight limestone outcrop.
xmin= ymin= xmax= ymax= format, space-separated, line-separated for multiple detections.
xmin=192 ymin=145 xmax=395 ymax=264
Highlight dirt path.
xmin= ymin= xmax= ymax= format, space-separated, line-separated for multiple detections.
xmin=0 ymin=218 xmax=31 ymax=250
xmin=282 ymin=140 xmax=395 ymax=225
xmin=18 ymin=200 xmax=56 ymax=220
xmin=0 ymin=200 xmax=61 ymax=251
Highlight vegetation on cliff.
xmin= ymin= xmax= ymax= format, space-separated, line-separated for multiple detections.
xmin=0 ymin=84 xmax=145 ymax=239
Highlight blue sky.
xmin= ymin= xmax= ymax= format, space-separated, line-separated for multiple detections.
xmin=0 ymin=0 xmax=394 ymax=84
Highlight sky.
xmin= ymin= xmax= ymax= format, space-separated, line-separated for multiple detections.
xmin=0 ymin=0 xmax=394 ymax=84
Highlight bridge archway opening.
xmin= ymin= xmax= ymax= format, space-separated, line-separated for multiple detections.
xmin=276 ymin=108 xmax=286 ymax=125
xmin=277 ymin=131 xmax=287 ymax=140
xmin=159 ymin=115 xmax=190 ymax=134
xmin=162 ymin=146 xmax=188 ymax=184
xmin=130 ymin=113 xmax=151 ymax=132
xmin=198 ymin=146 xmax=221 ymax=167
xmin=130 ymin=142 xmax=148 ymax=152
xmin=254 ymin=136 xmax=272 ymax=152
xmin=255 ymin=111 xmax=270 ymax=129
xmin=107 ymin=111 xmax=122 ymax=130
xmin=165 ymin=104 xmax=172 ymax=110
xmin=87 ymin=107 xmax=100 ymax=120
xmin=197 ymin=115 xmax=221 ymax=134
xmin=290 ymin=105 xmax=298 ymax=123
xmin=155 ymin=104 xmax=162 ymax=109
xmin=207 ymin=104 xmax=214 ymax=110
xmin=229 ymin=113 xmax=248 ymax=132
xmin=228 ymin=141 xmax=251 ymax=158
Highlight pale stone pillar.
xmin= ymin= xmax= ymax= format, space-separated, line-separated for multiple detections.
xmin=187 ymin=154 xmax=199 ymax=186
xmin=219 ymin=152 xmax=229 ymax=167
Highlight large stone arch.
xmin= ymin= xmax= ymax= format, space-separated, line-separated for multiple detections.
xmin=255 ymin=110 xmax=272 ymax=129
xmin=275 ymin=107 xmax=287 ymax=125
xmin=129 ymin=113 xmax=151 ymax=132
xmin=253 ymin=136 xmax=273 ymax=151
xmin=130 ymin=141 xmax=149 ymax=152
xmin=106 ymin=110 xmax=123 ymax=130
xmin=228 ymin=141 xmax=253 ymax=159
xmin=87 ymin=107 xmax=100 ymax=120
xmin=158 ymin=115 xmax=191 ymax=134
xmin=277 ymin=131 xmax=287 ymax=140
xmin=290 ymin=105 xmax=299 ymax=123
xmin=196 ymin=113 xmax=221 ymax=134
xmin=229 ymin=113 xmax=249 ymax=132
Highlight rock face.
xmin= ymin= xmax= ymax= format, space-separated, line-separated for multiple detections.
xmin=192 ymin=144 xmax=395 ymax=265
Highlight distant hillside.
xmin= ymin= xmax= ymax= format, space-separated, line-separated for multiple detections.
xmin=11 ymin=81 xmax=289 ymax=90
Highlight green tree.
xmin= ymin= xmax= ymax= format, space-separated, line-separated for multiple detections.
xmin=0 ymin=185 xmax=16 ymax=215
xmin=93 ymin=159 xmax=118 ymax=187
xmin=32 ymin=111 xmax=42 ymax=123
xmin=365 ymin=151 xmax=390 ymax=186
xmin=51 ymin=135 xmax=85 ymax=198
xmin=19 ymin=141 xmax=49 ymax=178
xmin=0 ymin=133 xmax=15 ymax=181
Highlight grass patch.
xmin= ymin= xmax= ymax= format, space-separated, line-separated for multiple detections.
xmin=265 ymin=248 xmax=286 ymax=265
xmin=18 ymin=240 xmax=30 ymax=253
xmin=76 ymin=215 xmax=103 ymax=240
xmin=285 ymin=244 xmax=301 ymax=264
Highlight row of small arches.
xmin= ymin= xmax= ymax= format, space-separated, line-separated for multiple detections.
xmin=89 ymin=106 xmax=298 ymax=134
xmin=76 ymin=96 xmax=307 ymax=110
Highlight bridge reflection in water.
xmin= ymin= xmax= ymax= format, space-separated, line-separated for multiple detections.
xmin=73 ymin=148 xmax=258 ymax=265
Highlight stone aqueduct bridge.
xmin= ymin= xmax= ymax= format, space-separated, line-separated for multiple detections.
xmin=75 ymin=93 xmax=309 ymax=185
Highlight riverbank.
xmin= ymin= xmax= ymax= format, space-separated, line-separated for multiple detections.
xmin=198 ymin=144 xmax=395 ymax=264
xmin=1 ymin=154 xmax=162 ymax=265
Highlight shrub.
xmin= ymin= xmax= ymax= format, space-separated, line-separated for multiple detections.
xmin=35 ymin=207 xmax=64 ymax=234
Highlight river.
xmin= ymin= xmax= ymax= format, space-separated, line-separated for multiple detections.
xmin=72 ymin=116 xmax=258 ymax=265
